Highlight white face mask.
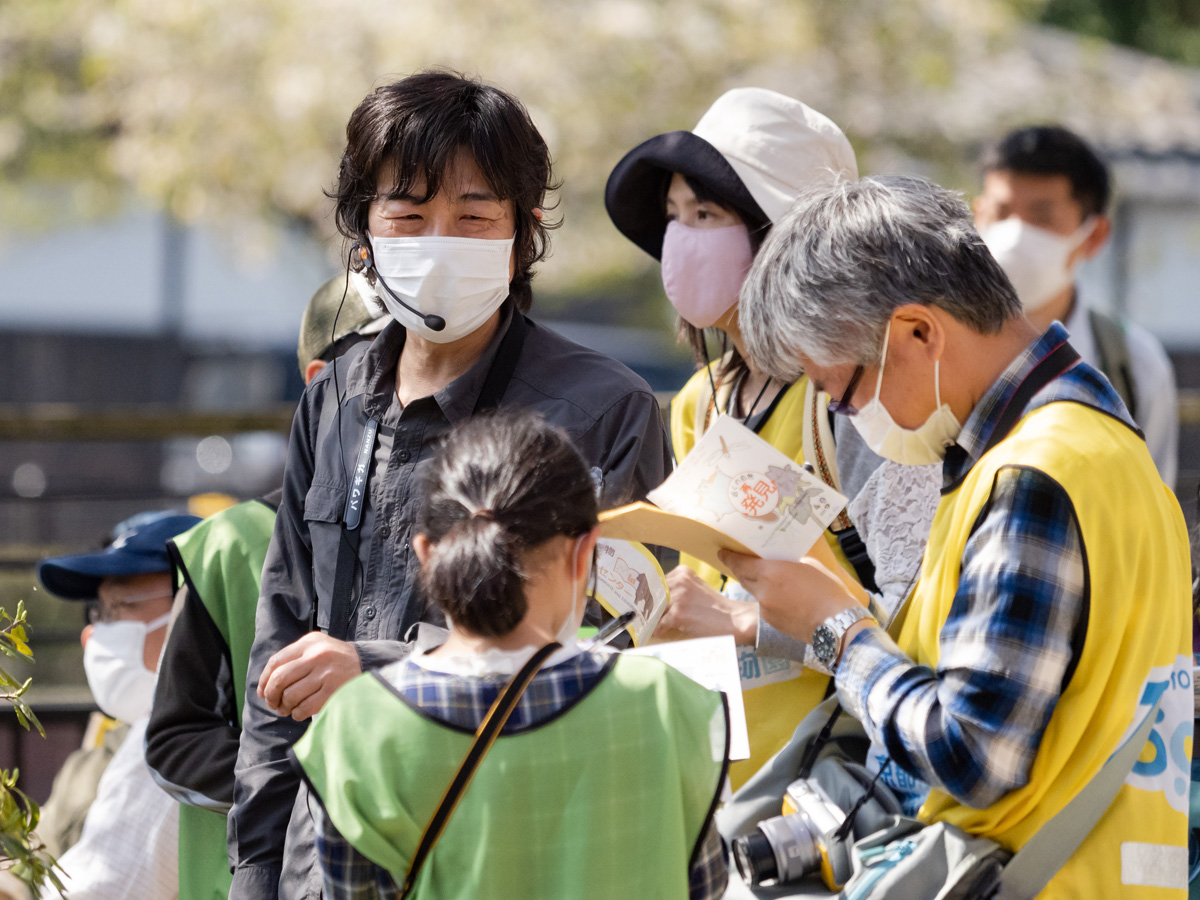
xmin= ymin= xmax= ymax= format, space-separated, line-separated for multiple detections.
xmin=367 ymin=234 xmax=514 ymax=343
xmin=83 ymin=612 xmax=169 ymax=722
xmin=556 ymin=535 xmax=590 ymax=646
xmin=850 ymin=322 xmax=962 ymax=466
xmin=979 ymin=217 xmax=1095 ymax=312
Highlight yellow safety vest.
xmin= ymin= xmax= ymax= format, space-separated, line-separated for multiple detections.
xmin=898 ymin=400 xmax=1192 ymax=898
xmin=670 ymin=361 xmax=854 ymax=788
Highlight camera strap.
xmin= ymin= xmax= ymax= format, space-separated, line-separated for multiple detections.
xmin=400 ymin=641 xmax=561 ymax=899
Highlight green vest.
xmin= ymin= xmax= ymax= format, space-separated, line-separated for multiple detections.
xmin=294 ymin=654 xmax=727 ymax=900
xmin=169 ymin=499 xmax=277 ymax=900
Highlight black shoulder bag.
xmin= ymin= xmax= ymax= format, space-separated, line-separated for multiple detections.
xmin=399 ymin=640 xmax=560 ymax=898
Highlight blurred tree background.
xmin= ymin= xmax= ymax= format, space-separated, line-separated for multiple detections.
xmin=1041 ymin=0 xmax=1200 ymax=66
xmin=6 ymin=0 xmax=1200 ymax=321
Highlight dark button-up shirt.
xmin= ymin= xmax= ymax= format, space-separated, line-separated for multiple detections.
xmin=230 ymin=303 xmax=671 ymax=900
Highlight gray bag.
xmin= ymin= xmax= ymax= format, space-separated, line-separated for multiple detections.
xmin=719 ymin=693 xmax=1163 ymax=900
xmin=838 ymin=817 xmax=1009 ymax=900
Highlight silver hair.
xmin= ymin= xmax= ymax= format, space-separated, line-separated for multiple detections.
xmin=739 ymin=174 xmax=1021 ymax=379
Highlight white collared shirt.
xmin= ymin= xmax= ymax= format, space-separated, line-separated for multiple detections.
xmin=55 ymin=717 xmax=178 ymax=900
xmin=1063 ymin=296 xmax=1179 ymax=487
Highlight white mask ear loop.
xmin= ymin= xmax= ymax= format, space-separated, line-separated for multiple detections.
xmin=146 ymin=612 xmax=171 ymax=634
xmin=556 ymin=535 xmax=588 ymax=645
xmin=1073 ymin=216 xmax=1098 ymax=245
xmin=873 ymin=320 xmax=893 ymax=398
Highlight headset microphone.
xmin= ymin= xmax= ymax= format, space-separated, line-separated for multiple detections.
xmin=351 ymin=241 xmax=446 ymax=332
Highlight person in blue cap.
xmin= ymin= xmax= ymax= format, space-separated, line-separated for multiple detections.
xmin=35 ymin=510 xmax=200 ymax=900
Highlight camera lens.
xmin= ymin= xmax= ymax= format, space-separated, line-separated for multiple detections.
xmin=733 ymin=832 xmax=778 ymax=886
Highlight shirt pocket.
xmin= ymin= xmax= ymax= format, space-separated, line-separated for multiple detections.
xmin=303 ymin=482 xmax=346 ymax=632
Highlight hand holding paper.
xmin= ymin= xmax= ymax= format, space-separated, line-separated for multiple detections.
xmin=719 ymin=548 xmax=867 ymax=647
xmin=654 ymin=566 xmax=758 ymax=645
xmin=600 ymin=415 xmax=847 ymax=577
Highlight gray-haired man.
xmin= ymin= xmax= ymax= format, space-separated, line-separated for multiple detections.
xmin=724 ymin=175 xmax=1192 ymax=895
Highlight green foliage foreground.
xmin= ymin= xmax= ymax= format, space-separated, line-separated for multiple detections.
xmin=0 ymin=602 xmax=62 ymax=897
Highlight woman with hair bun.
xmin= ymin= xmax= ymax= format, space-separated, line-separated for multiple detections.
xmin=292 ymin=411 xmax=730 ymax=900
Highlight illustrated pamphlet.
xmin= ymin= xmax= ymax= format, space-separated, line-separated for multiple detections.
xmin=626 ymin=635 xmax=750 ymax=761
xmin=591 ymin=539 xmax=668 ymax=647
xmin=600 ymin=415 xmax=847 ymax=577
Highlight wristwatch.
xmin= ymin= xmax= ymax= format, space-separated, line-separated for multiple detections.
xmin=812 ymin=607 xmax=877 ymax=672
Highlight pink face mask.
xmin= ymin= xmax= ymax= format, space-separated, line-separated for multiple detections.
xmin=660 ymin=221 xmax=754 ymax=328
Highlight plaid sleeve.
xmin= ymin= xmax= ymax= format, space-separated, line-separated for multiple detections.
xmin=314 ymin=801 xmax=400 ymax=900
xmin=837 ymin=464 xmax=1085 ymax=808
xmin=689 ymin=820 xmax=729 ymax=900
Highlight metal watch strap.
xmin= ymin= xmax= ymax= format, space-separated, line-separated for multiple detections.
xmin=819 ymin=606 xmax=876 ymax=671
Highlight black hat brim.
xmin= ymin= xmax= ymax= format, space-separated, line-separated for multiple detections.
xmin=604 ymin=130 xmax=769 ymax=261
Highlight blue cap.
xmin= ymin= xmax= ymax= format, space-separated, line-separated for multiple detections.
xmin=37 ymin=511 xmax=202 ymax=601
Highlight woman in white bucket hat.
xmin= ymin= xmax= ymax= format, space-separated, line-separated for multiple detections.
xmin=606 ymin=88 xmax=937 ymax=788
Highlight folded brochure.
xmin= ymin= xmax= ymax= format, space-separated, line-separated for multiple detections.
xmin=591 ymin=538 xmax=668 ymax=647
xmin=600 ymin=414 xmax=847 ymax=577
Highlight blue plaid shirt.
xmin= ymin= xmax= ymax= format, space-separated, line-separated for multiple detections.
xmin=313 ymin=649 xmax=728 ymax=900
xmin=837 ymin=323 xmax=1137 ymax=810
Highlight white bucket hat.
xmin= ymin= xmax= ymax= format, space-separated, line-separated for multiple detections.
xmin=606 ymin=88 xmax=858 ymax=259
xmin=694 ymin=88 xmax=857 ymax=224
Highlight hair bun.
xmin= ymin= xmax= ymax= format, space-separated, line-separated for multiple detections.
xmin=414 ymin=410 xmax=600 ymax=639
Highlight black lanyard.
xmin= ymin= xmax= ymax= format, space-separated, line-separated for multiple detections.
xmin=703 ymin=361 xmax=790 ymax=436
xmin=326 ymin=311 xmax=530 ymax=640
xmin=942 ymin=337 xmax=1081 ymax=495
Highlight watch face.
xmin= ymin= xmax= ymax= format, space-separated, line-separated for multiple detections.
xmin=812 ymin=624 xmax=837 ymax=665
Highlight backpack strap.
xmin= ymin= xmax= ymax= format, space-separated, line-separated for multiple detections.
xmin=1088 ymin=308 xmax=1138 ymax=420
xmin=803 ymin=380 xmax=880 ymax=592
xmin=995 ymin=691 xmax=1164 ymax=900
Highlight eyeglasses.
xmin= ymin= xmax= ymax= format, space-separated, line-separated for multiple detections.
xmin=85 ymin=601 xmax=122 ymax=625
xmin=85 ymin=587 xmax=173 ymax=625
xmin=827 ymin=365 xmax=865 ymax=417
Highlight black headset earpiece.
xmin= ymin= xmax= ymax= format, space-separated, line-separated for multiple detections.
xmin=350 ymin=240 xmax=372 ymax=273
xmin=351 ymin=236 xmax=445 ymax=332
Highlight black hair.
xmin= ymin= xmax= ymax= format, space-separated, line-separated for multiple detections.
xmin=332 ymin=70 xmax=560 ymax=313
xmin=663 ymin=173 xmax=770 ymax=385
xmin=981 ymin=125 xmax=1111 ymax=218
xmin=415 ymin=410 xmax=598 ymax=638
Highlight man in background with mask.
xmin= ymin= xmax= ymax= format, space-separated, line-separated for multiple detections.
xmin=230 ymin=70 xmax=671 ymax=900
xmin=975 ymin=124 xmax=1179 ymax=486
xmin=724 ymin=175 xmax=1191 ymax=896
xmin=35 ymin=511 xmax=201 ymax=899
